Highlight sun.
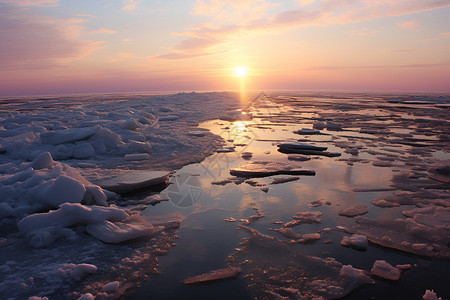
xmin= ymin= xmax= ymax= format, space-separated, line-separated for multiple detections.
xmin=233 ymin=66 xmax=249 ymax=77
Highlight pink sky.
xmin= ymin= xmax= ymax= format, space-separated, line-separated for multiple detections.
xmin=1 ymin=0 xmax=449 ymax=96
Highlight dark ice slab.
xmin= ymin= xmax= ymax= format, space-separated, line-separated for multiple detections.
xmin=230 ymin=161 xmax=315 ymax=178
xmin=96 ymin=171 xmax=170 ymax=194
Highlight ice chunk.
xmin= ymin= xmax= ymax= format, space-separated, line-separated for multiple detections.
xmin=272 ymin=227 xmax=301 ymax=239
xmin=371 ymin=199 xmax=399 ymax=207
xmin=86 ymin=214 xmax=162 ymax=243
xmin=231 ymin=226 xmax=374 ymax=299
xmin=370 ymin=260 xmax=401 ymax=280
xmin=326 ymin=121 xmax=342 ymax=131
xmin=353 ymin=210 xmax=450 ymax=258
xmin=102 ymin=281 xmax=120 ymax=292
xmin=18 ymin=203 xmax=128 ymax=233
xmin=95 ymin=171 xmax=170 ymax=194
xmin=82 ymin=186 xmax=108 ymax=206
xmin=241 ymin=152 xmax=253 ymax=160
xmin=313 ymin=121 xmax=325 ymax=130
xmin=41 ymin=126 xmax=100 ymax=145
xmin=297 ymin=232 xmax=321 ymax=243
xmin=123 ymin=118 xmax=140 ymax=130
xmin=27 ymin=226 xmax=76 ymax=248
xmin=278 ymin=142 xmax=327 ymax=151
xmin=293 ymin=128 xmax=321 ymax=135
xmin=339 ymin=204 xmax=369 ymax=217
xmin=270 ymin=176 xmax=299 ymax=184
xmin=284 ymin=211 xmax=322 ymax=228
xmin=122 ymin=141 xmax=152 ymax=154
xmin=68 ymin=263 xmax=98 ymax=280
xmin=278 ymin=143 xmax=341 ymax=157
xmin=287 ymin=154 xmax=311 ymax=161
xmin=341 ymin=234 xmax=368 ymax=250
xmin=37 ymin=175 xmax=86 ymax=208
xmin=423 ymin=289 xmax=443 ymax=300
xmin=51 ymin=144 xmax=73 ymax=160
xmin=230 ymin=161 xmax=315 ymax=178
xmin=89 ymin=128 xmax=123 ymax=153
xmin=72 ymin=143 xmax=96 ymax=159
xmin=30 ymin=152 xmax=54 ymax=170
xmin=183 ymin=267 xmax=242 ymax=285
xmin=77 ymin=293 xmax=95 ymax=300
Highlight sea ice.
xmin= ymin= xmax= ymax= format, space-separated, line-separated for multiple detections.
xmin=339 ymin=204 xmax=369 ymax=217
xmin=102 ymin=281 xmax=120 ymax=292
xmin=293 ymin=128 xmax=321 ymax=135
xmin=423 ymin=289 xmax=443 ymax=300
xmin=278 ymin=142 xmax=340 ymax=157
xmin=41 ymin=126 xmax=100 ymax=145
xmin=341 ymin=234 xmax=368 ymax=250
xmin=183 ymin=267 xmax=242 ymax=285
xmin=287 ymin=154 xmax=311 ymax=161
xmin=271 ymin=227 xmax=301 ymax=239
xmin=270 ymin=176 xmax=300 ymax=184
xmin=230 ymin=161 xmax=315 ymax=178
xmin=18 ymin=203 xmax=128 ymax=234
xmin=94 ymin=171 xmax=170 ymax=194
xmin=230 ymin=226 xmax=374 ymax=299
xmin=85 ymin=215 xmax=163 ymax=243
xmin=283 ymin=211 xmax=323 ymax=228
xmin=370 ymin=260 xmax=401 ymax=281
xmin=352 ymin=207 xmax=450 ymax=258
xmin=278 ymin=142 xmax=327 ymax=151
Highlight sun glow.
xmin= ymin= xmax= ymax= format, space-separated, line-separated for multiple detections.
xmin=233 ymin=66 xmax=249 ymax=77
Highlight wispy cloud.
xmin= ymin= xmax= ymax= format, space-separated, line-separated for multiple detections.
xmin=0 ymin=0 xmax=58 ymax=7
xmin=308 ymin=63 xmax=450 ymax=71
xmin=122 ymin=0 xmax=140 ymax=11
xmin=0 ymin=5 xmax=102 ymax=70
xmin=160 ymin=0 xmax=450 ymax=59
xmin=397 ymin=20 xmax=419 ymax=30
xmin=440 ymin=32 xmax=450 ymax=38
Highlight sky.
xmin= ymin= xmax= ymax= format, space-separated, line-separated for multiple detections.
xmin=0 ymin=0 xmax=449 ymax=96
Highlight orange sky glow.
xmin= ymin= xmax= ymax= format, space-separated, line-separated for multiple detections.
xmin=0 ymin=0 xmax=449 ymax=96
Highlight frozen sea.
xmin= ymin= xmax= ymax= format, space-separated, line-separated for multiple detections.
xmin=0 ymin=91 xmax=449 ymax=300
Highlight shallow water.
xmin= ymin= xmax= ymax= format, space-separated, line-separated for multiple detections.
xmin=129 ymin=93 xmax=450 ymax=299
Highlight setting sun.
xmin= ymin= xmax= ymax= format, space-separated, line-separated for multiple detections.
xmin=233 ymin=66 xmax=249 ymax=77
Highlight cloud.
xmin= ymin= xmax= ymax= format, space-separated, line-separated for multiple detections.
xmin=439 ymin=32 xmax=450 ymax=38
xmin=397 ymin=20 xmax=419 ymax=30
xmin=91 ymin=28 xmax=117 ymax=34
xmin=163 ymin=0 xmax=450 ymax=58
xmin=0 ymin=0 xmax=58 ymax=7
xmin=0 ymin=5 xmax=102 ymax=70
xmin=122 ymin=0 xmax=140 ymax=11
xmin=308 ymin=63 xmax=450 ymax=71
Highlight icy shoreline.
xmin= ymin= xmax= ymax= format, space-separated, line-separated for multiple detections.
xmin=0 ymin=92 xmax=242 ymax=299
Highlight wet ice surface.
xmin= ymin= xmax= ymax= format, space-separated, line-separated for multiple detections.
xmin=1 ymin=91 xmax=450 ymax=299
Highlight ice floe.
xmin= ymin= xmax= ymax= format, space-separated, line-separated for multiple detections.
xmin=230 ymin=161 xmax=315 ymax=178
xmin=230 ymin=226 xmax=374 ymax=299
xmin=183 ymin=267 xmax=242 ymax=285
xmin=339 ymin=204 xmax=369 ymax=217
xmin=370 ymin=260 xmax=401 ymax=281
xmin=94 ymin=171 xmax=170 ymax=194
xmin=341 ymin=234 xmax=368 ymax=250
